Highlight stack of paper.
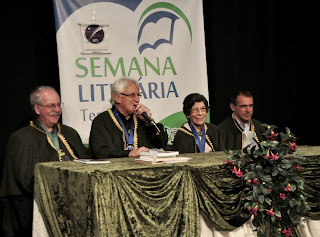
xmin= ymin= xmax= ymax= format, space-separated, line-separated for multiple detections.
xmin=135 ymin=150 xmax=191 ymax=164
xmin=139 ymin=150 xmax=179 ymax=158
xmin=73 ymin=159 xmax=111 ymax=164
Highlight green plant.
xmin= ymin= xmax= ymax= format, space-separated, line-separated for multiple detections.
xmin=225 ymin=124 xmax=310 ymax=236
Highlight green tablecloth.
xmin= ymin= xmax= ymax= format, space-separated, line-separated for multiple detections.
xmin=34 ymin=146 xmax=320 ymax=237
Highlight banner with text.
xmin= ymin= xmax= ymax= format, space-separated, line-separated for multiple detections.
xmin=53 ymin=0 xmax=209 ymax=144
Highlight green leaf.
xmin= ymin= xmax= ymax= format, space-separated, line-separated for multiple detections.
xmin=289 ymin=214 xmax=300 ymax=225
xmin=299 ymin=194 xmax=306 ymax=201
xmin=255 ymin=165 xmax=262 ymax=172
xmin=244 ymin=171 xmax=255 ymax=180
xmin=295 ymin=179 xmax=304 ymax=189
xmin=224 ymin=149 xmax=231 ymax=154
xmin=245 ymin=195 xmax=255 ymax=201
xmin=235 ymin=160 xmax=242 ymax=167
xmin=286 ymin=127 xmax=291 ymax=135
xmin=253 ymin=184 xmax=262 ymax=194
xmin=280 ymin=163 xmax=292 ymax=169
xmin=271 ymin=216 xmax=276 ymax=223
xmin=276 ymin=166 xmax=284 ymax=172
xmin=265 ymin=197 xmax=272 ymax=205
xmin=304 ymin=204 xmax=311 ymax=212
xmin=262 ymin=188 xmax=270 ymax=195
xmin=252 ymin=215 xmax=261 ymax=227
xmin=259 ymin=174 xmax=273 ymax=183
xmin=260 ymin=141 xmax=269 ymax=147
xmin=254 ymin=149 xmax=266 ymax=157
xmin=259 ymin=203 xmax=265 ymax=211
xmin=279 ymin=171 xmax=288 ymax=176
xmin=274 ymin=210 xmax=281 ymax=217
xmin=289 ymin=199 xmax=295 ymax=207
xmin=281 ymin=159 xmax=293 ymax=166
xmin=290 ymin=183 xmax=297 ymax=192
xmin=258 ymin=195 xmax=265 ymax=203
xmin=244 ymin=187 xmax=251 ymax=192
xmin=244 ymin=202 xmax=251 ymax=209
xmin=272 ymin=168 xmax=279 ymax=176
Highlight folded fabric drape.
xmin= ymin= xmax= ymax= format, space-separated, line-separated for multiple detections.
xmin=34 ymin=147 xmax=320 ymax=237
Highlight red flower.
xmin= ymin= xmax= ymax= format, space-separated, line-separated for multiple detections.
xmin=248 ymin=206 xmax=258 ymax=215
xmin=282 ymin=227 xmax=292 ymax=237
xmin=270 ymin=152 xmax=279 ymax=161
xmin=284 ymin=183 xmax=292 ymax=192
xmin=264 ymin=151 xmax=271 ymax=160
xmin=231 ymin=166 xmax=243 ymax=178
xmin=268 ymin=131 xmax=278 ymax=141
xmin=225 ymin=159 xmax=235 ymax=165
xmin=264 ymin=151 xmax=279 ymax=161
xmin=248 ymin=178 xmax=259 ymax=187
xmin=280 ymin=193 xmax=287 ymax=200
xmin=290 ymin=142 xmax=296 ymax=151
xmin=266 ymin=207 xmax=275 ymax=216
xmin=293 ymin=164 xmax=300 ymax=170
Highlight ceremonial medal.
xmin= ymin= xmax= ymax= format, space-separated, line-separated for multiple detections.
xmin=112 ymin=108 xmax=136 ymax=150
xmin=189 ymin=122 xmax=206 ymax=153
xmin=58 ymin=149 xmax=70 ymax=161
xmin=125 ymin=145 xmax=134 ymax=151
xmin=58 ymin=149 xmax=66 ymax=156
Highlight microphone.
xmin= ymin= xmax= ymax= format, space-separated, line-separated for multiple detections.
xmin=141 ymin=112 xmax=153 ymax=123
xmin=141 ymin=112 xmax=166 ymax=150
xmin=141 ymin=112 xmax=161 ymax=133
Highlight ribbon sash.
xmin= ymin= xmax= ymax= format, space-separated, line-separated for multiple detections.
xmin=112 ymin=108 xmax=135 ymax=147
xmin=188 ymin=122 xmax=206 ymax=153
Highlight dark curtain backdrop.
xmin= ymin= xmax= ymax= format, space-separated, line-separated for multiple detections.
xmin=0 ymin=1 xmax=317 ymax=234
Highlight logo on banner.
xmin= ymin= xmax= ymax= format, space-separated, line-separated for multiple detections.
xmin=137 ymin=2 xmax=192 ymax=54
xmin=79 ymin=20 xmax=110 ymax=54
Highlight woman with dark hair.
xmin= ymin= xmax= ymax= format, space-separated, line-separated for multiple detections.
xmin=172 ymin=93 xmax=225 ymax=154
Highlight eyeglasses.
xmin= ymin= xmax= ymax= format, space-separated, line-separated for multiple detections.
xmin=120 ymin=93 xmax=142 ymax=98
xmin=191 ymin=106 xmax=208 ymax=114
xmin=37 ymin=103 xmax=64 ymax=110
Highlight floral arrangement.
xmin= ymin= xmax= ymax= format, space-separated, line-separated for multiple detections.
xmin=225 ymin=124 xmax=310 ymax=236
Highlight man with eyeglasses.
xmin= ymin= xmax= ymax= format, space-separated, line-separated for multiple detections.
xmin=218 ymin=89 xmax=265 ymax=150
xmin=89 ymin=77 xmax=168 ymax=158
xmin=0 ymin=86 xmax=89 ymax=236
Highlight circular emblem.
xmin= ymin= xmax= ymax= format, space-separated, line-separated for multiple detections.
xmin=85 ymin=25 xmax=104 ymax=44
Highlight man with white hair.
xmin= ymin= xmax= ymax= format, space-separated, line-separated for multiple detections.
xmin=89 ymin=77 xmax=168 ymax=158
xmin=0 ymin=86 xmax=89 ymax=236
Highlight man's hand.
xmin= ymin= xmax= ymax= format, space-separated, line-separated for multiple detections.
xmin=133 ymin=104 xmax=152 ymax=122
xmin=129 ymin=146 xmax=150 ymax=157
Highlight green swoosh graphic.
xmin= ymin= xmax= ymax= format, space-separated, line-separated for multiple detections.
xmin=138 ymin=2 xmax=192 ymax=42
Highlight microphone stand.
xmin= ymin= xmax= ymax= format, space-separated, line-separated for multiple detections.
xmin=141 ymin=112 xmax=166 ymax=150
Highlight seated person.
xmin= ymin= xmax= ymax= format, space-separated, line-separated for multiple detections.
xmin=0 ymin=86 xmax=89 ymax=236
xmin=89 ymin=77 xmax=168 ymax=158
xmin=172 ymin=93 xmax=225 ymax=154
xmin=218 ymin=89 xmax=265 ymax=150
